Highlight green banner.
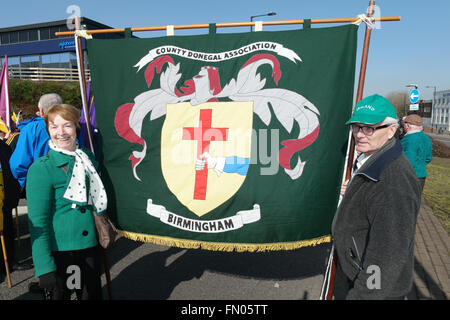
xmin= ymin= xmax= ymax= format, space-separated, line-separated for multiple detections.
xmin=87 ymin=24 xmax=358 ymax=251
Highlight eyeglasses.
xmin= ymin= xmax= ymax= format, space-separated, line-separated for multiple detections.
xmin=351 ymin=124 xmax=391 ymax=136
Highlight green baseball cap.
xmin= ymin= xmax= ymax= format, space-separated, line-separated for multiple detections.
xmin=346 ymin=94 xmax=397 ymax=125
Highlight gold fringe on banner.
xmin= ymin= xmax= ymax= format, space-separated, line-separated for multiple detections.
xmin=117 ymin=229 xmax=331 ymax=252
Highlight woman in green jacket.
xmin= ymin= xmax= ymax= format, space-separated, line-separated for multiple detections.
xmin=27 ymin=104 xmax=107 ymax=300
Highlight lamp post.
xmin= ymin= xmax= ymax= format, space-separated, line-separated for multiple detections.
xmin=426 ymin=85 xmax=437 ymax=129
xmin=406 ymin=84 xmax=418 ymax=90
xmin=250 ymin=12 xmax=276 ymax=32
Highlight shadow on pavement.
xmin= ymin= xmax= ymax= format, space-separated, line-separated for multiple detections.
xmin=107 ymin=237 xmax=331 ymax=299
xmin=409 ymin=257 xmax=448 ymax=300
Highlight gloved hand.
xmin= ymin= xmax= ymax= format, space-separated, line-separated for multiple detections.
xmin=39 ymin=271 xmax=58 ymax=290
xmin=195 ymin=152 xmax=225 ymax=176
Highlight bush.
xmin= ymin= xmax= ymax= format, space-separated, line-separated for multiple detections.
xmin=9 ymin=79 xmax=82 ymax=112
xmin=431 ymin=138 xmax=450 ymax=159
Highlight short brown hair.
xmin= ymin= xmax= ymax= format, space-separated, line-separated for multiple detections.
xmin=44 ymin=104 xmax=81 ymax=131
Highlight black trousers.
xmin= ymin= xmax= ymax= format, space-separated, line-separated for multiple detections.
xmin=419 ymin=178 xmax=426 ymax=192
xmin=50 ymin=246 xmax=103 ymax=300
xmin=0 ymin=207 xmax=15 ymax=273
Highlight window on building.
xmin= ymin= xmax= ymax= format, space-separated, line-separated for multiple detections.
xmin=29 ymin=29 xmax=38 ymax=41
xmin=69 ymin=52 xmax=77 ymax=68
xmin=21 ymin=55 xmax=40 ymax=68
xmin=50 ymin=26 xmax=60 ymax=39
xmin=0 ymin=33 xmax=9 ymax=44
xmin=42 ymin=52 xmax=71 ymax=69
xmin=8 ymin=57 xmax=19 ymax=66
xmin=40 ymin=27 xmax=50 ymax=40
xmin=7 ymin=56 xmax=20 ymax=78
xmin=60 ymin=25 xmax=69 ymax=33
xmin=19 ymin=30 xmax=28 ymax=42
xmin=9 ymin=32 xmax=19 ymax=44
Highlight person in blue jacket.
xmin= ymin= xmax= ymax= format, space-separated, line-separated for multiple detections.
xmin=9 ymin=93 xmax=62 ymax=188
xmin=401 ymin=114 xmax=433 ymax=191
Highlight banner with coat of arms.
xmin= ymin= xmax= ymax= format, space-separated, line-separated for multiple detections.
xmin=87 ymin=24 xmax=358 ymax=251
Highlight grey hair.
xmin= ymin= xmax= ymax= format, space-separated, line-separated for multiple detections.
xmin=384 ymin=117 xmax=399 ymax=127
xmin=38 ymin=93 xmax=63 ymax=112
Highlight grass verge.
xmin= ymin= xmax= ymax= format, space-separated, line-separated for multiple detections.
xmin=423 ymin=157 xmax=450 ymax=234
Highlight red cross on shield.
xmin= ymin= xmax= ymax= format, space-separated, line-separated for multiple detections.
xmin=160 ymin=101 xmax=253 ymax=217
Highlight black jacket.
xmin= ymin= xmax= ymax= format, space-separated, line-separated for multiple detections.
xmin=332 ymin=138 xmax=421 ymax=299
xmin=0 ymin=139 xmax=21 ymax=210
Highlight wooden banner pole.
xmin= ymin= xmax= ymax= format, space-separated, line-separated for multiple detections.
xmin=74 ymin=18 xmax=94 ymax=152
xmin=325 ymin=0 xmax=376 ymax=300
xmin=15 ymin=207 xmax=20 ymax=247
xmin=74 ymin=16 xmax=113 ymax=301
xmin=346 ymin=0 xmax=376 ymax=184
xmin=55 ymin=15 xmax=399 ymax=37
xmin=1 ymin=231 xmax=12 ymax=288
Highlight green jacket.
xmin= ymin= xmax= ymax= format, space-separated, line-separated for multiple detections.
xmin=400 ymin=131 xmax=432 ymax=178
xmin=26 ymin=148 xmax=102 ymax=278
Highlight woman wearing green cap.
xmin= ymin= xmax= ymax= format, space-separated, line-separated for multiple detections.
xmin=332 ymin=94 xmax=421 ymax=300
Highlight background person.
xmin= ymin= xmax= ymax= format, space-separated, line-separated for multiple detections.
xmin=9 ymin=94 xmax=62 ymax=293
xmin=332 ymin=94 xmax=421 ymax=300
xmin=9 ymin=93 xmax=62 ymax=188
xmin=26 ymin=104 xmax=107 ymax=300
xmin=401 ymin=114 xmax=433 ymax=191
xmin=0 ymin=107 xmax=39 ymax=153
xmin=0 ymin=139 xmax=31 ymax=278
xmin=0 ymin=119 xmax=10 ymax=141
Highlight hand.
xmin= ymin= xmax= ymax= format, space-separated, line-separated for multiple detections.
xmin=39 ymin=271 xmax=58 ymax=290
xmin=340 ymin=180 xmax=349 ymax=196
xmin=195 ymin=158 xmax=206 ymax=171
xmin=202 ymin=152 xmax=217 ymax=170
xmin=195 ymin=152 xmax=217 ymax=171
xmin=196 ymin=152 xmax=224 ymax=176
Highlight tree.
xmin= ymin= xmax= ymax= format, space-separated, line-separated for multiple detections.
xmin=9 ymin=79 xmax=82 ymax=113
xmin=385 ymin=91 xmax=409 ymax=119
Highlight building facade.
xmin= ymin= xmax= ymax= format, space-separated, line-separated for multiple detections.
xmin=409 ymin=100 xmax=432 ymax=127
xmin=431 ymin=90 xmax=450 ymax=131
xmin=0 ymin=18 xmax=122 ymax=81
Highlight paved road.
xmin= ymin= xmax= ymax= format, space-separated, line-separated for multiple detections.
xmin=426 ymin=132 xmax=450 ymax=148
xmin=1 ymin=202 xmax=329 ymax=300
xmin=1 ymin=200 xmax=448 ymax=300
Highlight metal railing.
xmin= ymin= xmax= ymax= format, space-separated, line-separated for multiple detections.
xmin=8 ymin=66 xmax=89 ymax=82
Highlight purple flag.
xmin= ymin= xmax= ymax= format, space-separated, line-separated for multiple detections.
xmin=0 ymin=55 xmax=15 ymax=131
xmin=80 ymin=80 xmax=96 ymax=148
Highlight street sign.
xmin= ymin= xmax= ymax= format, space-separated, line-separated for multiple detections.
xmin=409 ymin=89 xmax=420 ymax=103
xmin=409 ymin=104 xmax=419 ymax=111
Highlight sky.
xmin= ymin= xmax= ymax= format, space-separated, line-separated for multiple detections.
xmin=1 ymin=0 xmax=449 ymax=100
